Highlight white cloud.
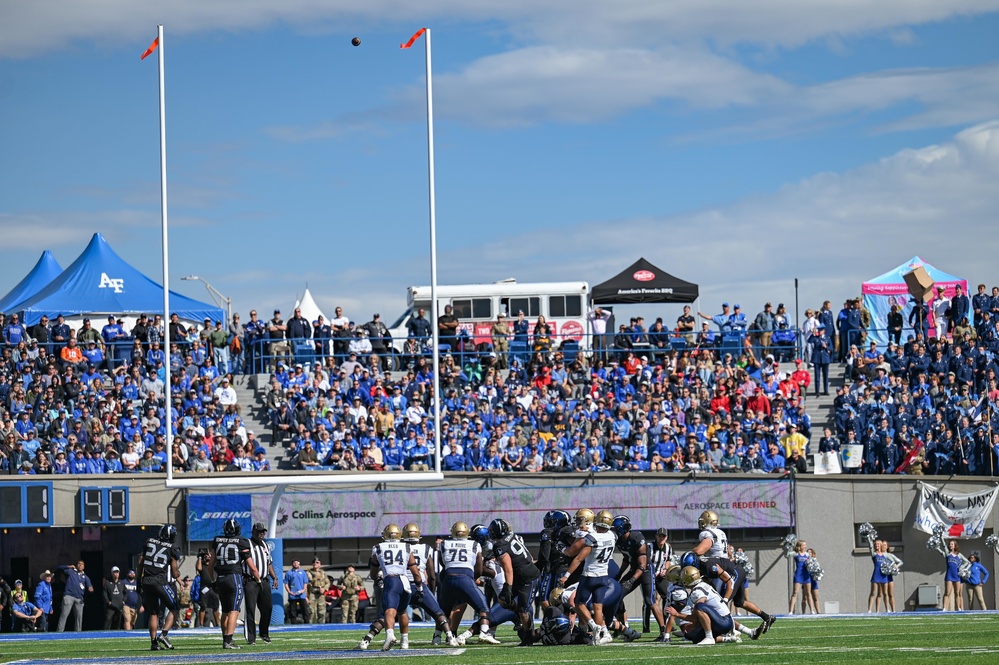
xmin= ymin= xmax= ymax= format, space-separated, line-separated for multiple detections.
xmin=3 ymin=0 xmax=999 ymax=58
xmin=423 ymin=45 xmax=789 ymax=126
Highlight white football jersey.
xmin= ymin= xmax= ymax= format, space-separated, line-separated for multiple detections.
xmin=698 ymin=527 xmax=729 ymax=559
xmin=486 ymin=558 xmax=505 ymax=595
xmin=405 ymin=542 xmax=434 ymax=583
xmin=373 ymin=541 xmax=412 ymax=578
xmin=688 ymin=581 xmax=730 ymax=617
xmin=439 ymin=538 xmax=480 ymax=574
xmin=582 ymin=529 xmax=617 ymax=577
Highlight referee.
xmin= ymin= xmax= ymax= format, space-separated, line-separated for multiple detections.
xmin=243 ymin=523 xmax=278 ymax=645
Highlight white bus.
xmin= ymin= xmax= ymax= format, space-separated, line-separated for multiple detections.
xmin=387 ymin=279 xmax=590 ymax=352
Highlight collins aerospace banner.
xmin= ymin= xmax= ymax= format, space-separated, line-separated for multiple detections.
xmin=249 ymin=480 xmax=792 ymax=539
xmin=914 ymin=482 xmax=998 ymax=539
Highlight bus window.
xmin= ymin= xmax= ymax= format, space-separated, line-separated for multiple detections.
xmin=503 ymin=297 xmax=539 ymax=318
xmin=548 ymin=295 xmax=581 ymax=318
xmin=472 ymin=299 xmax=492 ymax=319
xmin=452 ymin=299 xmax=491 ymax=319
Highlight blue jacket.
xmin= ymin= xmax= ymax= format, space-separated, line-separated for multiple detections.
xmin=34 ymin=579 xmax=53 ymax=613
xmin=967 ymin=561 xmax=990 ymax=585
xmin=59 ymin=565 xmax=93 ymax=599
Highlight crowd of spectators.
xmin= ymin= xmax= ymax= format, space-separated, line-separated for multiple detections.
xmin=3 ymin=291 xmax=998 ymax=477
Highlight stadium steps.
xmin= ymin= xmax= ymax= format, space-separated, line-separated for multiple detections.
xmin=230 ymin=374 xmax=295 ymax=470
xmin=804 ymin=363 xmax=845 ymax=437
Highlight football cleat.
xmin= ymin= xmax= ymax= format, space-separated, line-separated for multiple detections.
xmin=150 ymin=643 xmax=161 ymax=652
xmin=622 ymin=627 xmax=641 ymax=642
xmin=721 ymin=633 xmax=742 ymax=643
xmin=432 ymin=631 xmax=441 ymax=646
xmin=697 ymin=636 xmax=715 ymax=645
xmin=478 ymin=631 xmax=501 ymax=644
xmin=381 ymin=635 xmax=397 ymax=651
xmin=763 ymin=615 xmax=777 ymax=633
xmin=223 ymin=642 xmax=242 ymax=649
xmin=400 ymin=636 xmax=410 ymax=650
xmin=596 ymin=627 xmax=613 ymax=645
xmin=752 ymin=623 xmax=765 ymax=640
xmin=261 ymin=636 xmax=272 ymax=644
xmin=654 ymin=633 xmax=671 ymax=643
xmin=157 ymin=634 xmax=174 ymax=650
xmin=358 ymin=637 xmax=371 ymax=650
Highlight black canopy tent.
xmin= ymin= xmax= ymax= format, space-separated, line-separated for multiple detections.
xmin=591 ymin=257 xmax=699 ymax=304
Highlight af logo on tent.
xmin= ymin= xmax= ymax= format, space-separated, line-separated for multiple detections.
xmin=99 ymin=272 xmax=125 ymax=293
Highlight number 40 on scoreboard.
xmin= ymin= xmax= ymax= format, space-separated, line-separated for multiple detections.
xmin=79 ymin=487 xmax=130 ymax=525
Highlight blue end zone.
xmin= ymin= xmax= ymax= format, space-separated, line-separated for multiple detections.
xmin=9 ymin=648 xmax=465 ymax=665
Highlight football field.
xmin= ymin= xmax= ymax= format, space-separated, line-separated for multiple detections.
xmin=3 ymin=614 xmax=998 ymax=665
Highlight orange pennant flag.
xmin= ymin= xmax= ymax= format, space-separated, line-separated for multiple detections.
xmin=400 ymin=28 xmax=426 ymax=49
xmin=141 ymin=37 xmax=159 ymax=60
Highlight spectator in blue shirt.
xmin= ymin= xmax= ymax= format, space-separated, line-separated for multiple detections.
xmin=283 ymin=559 xmax=310 ymax=624
xmin=3 ymin=313 xmax=27 ymax=346
xmin=56 ymin=561 xmax=93 ymax=632
xmin=34 ymin=570 xmax=54 ymax=631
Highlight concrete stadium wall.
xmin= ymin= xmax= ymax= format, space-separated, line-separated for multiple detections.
xmin=1 ymin=474 xmax=995 ymax=617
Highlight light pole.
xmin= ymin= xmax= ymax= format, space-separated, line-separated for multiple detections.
xmin=181 ymin=275 xmax=232 ymax=324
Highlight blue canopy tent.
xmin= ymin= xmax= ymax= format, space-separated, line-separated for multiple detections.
xmin=7 ymin=233 xmax=224 ymax=325
xmin=0 ymin=251 xmax=63 ymax=313
xmin=861 ymin=256 xmax=968 ymax=347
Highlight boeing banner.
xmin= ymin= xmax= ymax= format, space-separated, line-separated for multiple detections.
xmin=187 ymin=493 xmax=253 ymax=541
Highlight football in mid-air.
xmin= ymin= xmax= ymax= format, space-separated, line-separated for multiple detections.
xmin=351 ymin=37 xmax=361 ymax=47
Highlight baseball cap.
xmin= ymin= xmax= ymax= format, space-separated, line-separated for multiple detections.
xmin=252 ymin=522 xmax=267 ymax=533
xmin=111 ymin=566 xmax=120 ymax=572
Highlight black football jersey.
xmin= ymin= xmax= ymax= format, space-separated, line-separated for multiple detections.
xmin=140 ymin=537 xmax=180 ymax=585
xmin=493 ymin=533 xmax=538 ymax=580
xmin=212 ymin=535 xmax=251 ymax=575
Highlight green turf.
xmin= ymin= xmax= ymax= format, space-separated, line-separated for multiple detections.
xmin=4 ymin=615 xmax=999 ymax=665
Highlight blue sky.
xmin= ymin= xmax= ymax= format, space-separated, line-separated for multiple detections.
xmin=3 ymin=1 xmax=999 ymax=328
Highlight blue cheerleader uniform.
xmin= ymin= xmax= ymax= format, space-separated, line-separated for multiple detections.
xmin=872 ymin=553 xmax=890 ymax=584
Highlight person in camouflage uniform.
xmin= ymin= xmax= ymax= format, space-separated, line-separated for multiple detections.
xmin=307 ymin=559 xmax=330 ymax=624
xmin=337 ymin=566 xmax=363 ymax=623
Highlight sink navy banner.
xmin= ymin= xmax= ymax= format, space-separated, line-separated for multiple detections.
xmin=187 ymin=493 xmax=253 ymax=541
xmin=236 ymin=480 xmax=792 ymax=539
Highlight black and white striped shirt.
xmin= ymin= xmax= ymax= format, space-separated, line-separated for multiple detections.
xmin=647 ymin=539 xmax=672 ymax=577
xmin=243 ymin=538 xmax=272 ymax=581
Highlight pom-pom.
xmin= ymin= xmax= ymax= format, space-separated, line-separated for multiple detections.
xmin=880 ymin=561 xmax=900 ymax=577
xmin=782 ymin=533 xmax=798 ymax=554
xmin=931 ymin=523 xmax=947 ymax=537
xmin=858 ymin=522 xmax=878 ymax=542
xmin=985 ymin=534 xmax=998 ymax=550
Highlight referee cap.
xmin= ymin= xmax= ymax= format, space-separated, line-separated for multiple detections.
xmin=252 ymin=522 xmax=267 ymax=533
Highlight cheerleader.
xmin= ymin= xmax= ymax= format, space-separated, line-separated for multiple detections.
xmin=806 ymin=548 xmax=821 ymax=614
xmin=787 ymin=540 xmax=813 ymax=614
xmin=943 ymin=540 xmax=970 ymax=611
xmin=965 ymin=552 xmax=990 ymax=610
xmin=883 ymin=543 xmax=903 ymax=613
xmin=868 ymin=540 xmax=890 ymax=613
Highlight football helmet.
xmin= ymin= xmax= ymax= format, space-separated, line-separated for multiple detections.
xmin=159 ymin=524 xmax=177 ymax=543
xmin=594 ymin=510 xmax=614 ymax=530
xmin=611 ymin=515 xmax=632 ymax=538
xmin=402 ymin=523 xmax=422 ymax=542
xmin=223 ymin=519 xmax=241 ymax=537
xmin=548 ymin=586 xmax=566 ymax=608
xmin=382 ymin=523 xmax=402 ymax=541
xmin=544 ymin=509 xmax=571 ymax=530
xmin=680 ymin=551 xmax=699 ymax=568
xmin=487 ymin=518 xmax=511 ymax=540
xmin=680 ymin=565 xmax=702 ymax=588
xmin=665 ymin=565 xmax=682 ymax=584
xmin=698 ymin=509 xmax=719 ymax=530
xmin=450 ymin=521 xmax=470 ymax=539
xmin=540 ymin=615 xmax=573 ymax=646
xmin=470 ymin=523 xmax=490 ymax=545
xmin=574 ymin=508 xmax=594 ymax=528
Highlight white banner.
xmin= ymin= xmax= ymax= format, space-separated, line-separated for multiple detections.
xmin=813 ymin=451 xmax=843 ymax=475
xmin=841 ymin=444 xmax=864 ymax=469
xmin=914 ymin=482 xmax=999 ymax=539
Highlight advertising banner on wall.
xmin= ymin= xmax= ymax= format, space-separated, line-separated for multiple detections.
xmin=247 ymin=480 xmax=792 ymax=539
xmin=913 ymin=481 xmax=998 ymax=539
xmin=187 ymin=493 xmax=254 ymax=541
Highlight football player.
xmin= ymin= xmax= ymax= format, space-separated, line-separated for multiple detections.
xmin=137 ymin=524 xmax=181 ymax=651
xmin=692 ymin=510 xmax=729 ymax=563
xmin=436 ymin=522 xmax=499 ymax=644
xmin=658 ymin=564 xmax=688 ymax=644
xmin=454 ymin=530 xmax=522 ymax=644
xmin=204 ymin=519 xmax=259 ymax=650
xmin=612 ymin=515 xmax=667 ymax=641
xmin=547 ymin=581 xmax=638 ymax=643
xmin=536 ymin=510 xmax=571 ymax=609
xmin=359 ymin=524 xmax=423 ymax=651
xmin=681 ymin=548 xmax=774 ymax=637
xmin=669 ymin=566 xmax=754 ymax=645
xmin=559 ymin=509 xmax=617 ymax=645
xmin=400 ymin=523 xmax=459 ymax=647
xmin=489 ymin=518 xmax=541 ymax=645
